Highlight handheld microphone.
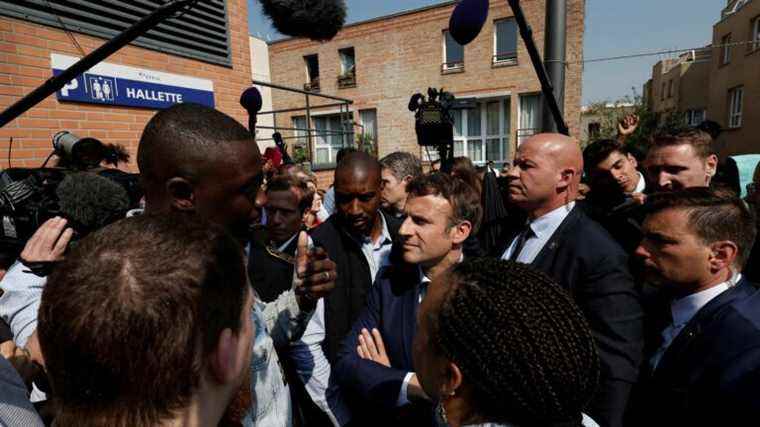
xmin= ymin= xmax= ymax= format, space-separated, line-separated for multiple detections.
xmin=259 ymin=0 xmax=347 ymax=41
xmin=448 ymin=0 xmax=490 ymax=45
xmin=240 ymin=87 xmax=263 ymax=134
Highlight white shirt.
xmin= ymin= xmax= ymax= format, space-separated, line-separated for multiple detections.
xmin=649 ymin=275 xmax=739 ymax=371
xmin=631 ymin=171 xmax=646 ymax=194
xmin=500 ymin=202 xmax=575 ymax=263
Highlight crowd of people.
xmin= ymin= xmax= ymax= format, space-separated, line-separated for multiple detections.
xmin=0 ymin=102 xmax=759 ymax=427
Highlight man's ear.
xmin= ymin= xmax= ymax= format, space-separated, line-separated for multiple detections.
xmin=209 ymin=328 xmax=239 ymax=386
xmin=166 ymin=177 xmax=196 ymax=212
xmin=402 ymin=175 xmax=414 ymax=187
xmin=709 ymin=240 xmax=738 ymax=273
xmin=450 ymin=220 xmax=472 ymax=245
xmin=627 ymin=153 xmax=638 ymax=169
xmin=705 ymin=154 xmax=718 ymax=179
xmin=557 ymin=168 xmax=576 ymax=191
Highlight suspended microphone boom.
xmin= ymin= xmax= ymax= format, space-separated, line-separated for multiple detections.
xmin=259 ymin=0 xmax=347 ymax=41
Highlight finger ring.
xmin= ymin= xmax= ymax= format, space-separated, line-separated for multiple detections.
xmin=323 ymin=271 xmax=330 ymax=281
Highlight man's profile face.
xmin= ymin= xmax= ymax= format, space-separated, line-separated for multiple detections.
xmin=634 ymin=208 xmax=711 ymax=292
xmin=399 ymin=195 xmax=458 ymax=267
xmin=335 ymin=167 xmax=381 ymax=236
xmin=380 ymin=168 xmax=407 ymax=211
xmin=266 ymin=189 xmax=303 ymax=245
xmin=193 ymin=142 xmax=263 ymax=240
xmin=645 ymin=144 xmax=716 ymax=192
xmin=591 ymin=151 xmax=640 ymax=194
xmin=506 ymin=140 xmax=561 ymax=211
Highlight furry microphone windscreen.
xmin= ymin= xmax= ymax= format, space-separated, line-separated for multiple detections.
xmin=259 ymin=0 xmax=347 ymax=41
xmin=449 ymin=0 xmax=490 ymax=46
xmin=56 ymin=172 xmax=130 ymax=233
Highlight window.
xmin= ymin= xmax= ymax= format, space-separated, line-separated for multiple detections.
xmin=452 ymin=97 xmax=511 ymax=166
xmin=728 ymin=86 xmax=744 ymax=128
xmin=0 ymin=1 xmax=231 ymax=65
xmin=494 ymin=19 xmax=518 ymax=65
xmin=667 ymin=80 xmax=674 ymax=98
xmin=357 ymin=109 xmax=377 ymax=154
xmin=293 ymin=113 xmax=354 ymax=165
xmin=518 ymin=94 xmax=541 ymax=145
xmin=752 ymin=17 xmax=760 ymax=51
xmin=304 ymin=54 xmax=320 ymax=91
xmin=685 ymin=109 xmax=706 ymax=126
xmin=722 ymin=34 xmax=732 ymax=65
xmin=442 ymin=30 xmax=464 ymax=72
xmin=338 ymin=47 xmax=356 ymax=88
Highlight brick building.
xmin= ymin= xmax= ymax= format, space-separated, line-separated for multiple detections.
xmin=644 ymin=0 xmax=759 ymax=157
xmin=0 ymin=0 xmax=253 ymax=171
xmin=267 ymin=0 xmax=586 ymax=178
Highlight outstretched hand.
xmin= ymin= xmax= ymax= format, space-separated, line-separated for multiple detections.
xmin=357 ymin=328 xmax=390 ymax=367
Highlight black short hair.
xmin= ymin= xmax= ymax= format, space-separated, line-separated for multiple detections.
xmin=38 ymin=212 xmax=249 ymax=426
xmin=582 ymin=139 xmax=627 ymax=176
xmin=407 ymin=172 xmax=482 ymax=234
xmin=431 ymin=258 xmax=599 ymax=425
xmin=645 ymin=187 xmax=757 ymax=267
xmin=137 ymin=103 xmax=254 ymax=185
xmin=335 ymin=147 xmax=359 ymax=165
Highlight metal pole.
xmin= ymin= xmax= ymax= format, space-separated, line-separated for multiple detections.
xmin=305 ymin=93 xmax=313 ymax=163
xmin=506 ymin=0 xmax=569 ymax=135
xmin=0 ymin=0 xmax=196 ymax=128
xmin=542 ymin=0 xmax=567 ymax=133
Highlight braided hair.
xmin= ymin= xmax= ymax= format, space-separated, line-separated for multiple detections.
xmin=432 ymin=258 xmax=599 ymax=427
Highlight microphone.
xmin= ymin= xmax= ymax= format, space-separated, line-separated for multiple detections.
xmin=259 ymin=0 xmax=347 ymax=41
xmin=448 ymin=0 xmax=490 ymax=45
xmin=240 ymin=87 xmax=263 ymax=134
xmin=55 ymin=172 xmax=130 ymax=235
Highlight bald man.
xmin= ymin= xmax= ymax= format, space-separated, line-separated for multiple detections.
xmin=495 ymin=134 xmax=644 ymax=427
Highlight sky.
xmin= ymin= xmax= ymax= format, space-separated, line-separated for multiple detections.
xmin=247 ymin=0 xmax=723 ymax=106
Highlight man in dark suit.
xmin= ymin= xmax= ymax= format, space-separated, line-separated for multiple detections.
xmin=582 ymin=139 xmax=648 ymax=253
xmin=495 ymin=133 xmax=644 ymax=427
xmin=248 ymin=175 xmax=312 ymax=302
xmin=334 ymin=173 xmax=481 ymax=426
xmin=629 ymin=188 xmax=760 ymax=425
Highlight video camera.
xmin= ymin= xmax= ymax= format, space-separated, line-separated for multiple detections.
xmin=409 ymin=88 xmax=457 ymax=172
xmin=0 ymin=131 xmax=142 ymax=255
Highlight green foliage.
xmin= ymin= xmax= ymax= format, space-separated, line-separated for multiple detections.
xmin=292 ymin=144 xmax=309 ymax=164
xmin=355 ymin=133 xmax=375 ymax=156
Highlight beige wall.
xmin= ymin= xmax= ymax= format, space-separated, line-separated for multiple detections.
xmin=268 ymin=0 xmax=585 ymax=178
xmin=709 ymin=0 xmax=760 ymax=156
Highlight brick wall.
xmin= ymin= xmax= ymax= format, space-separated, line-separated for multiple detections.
xmin=0 ymin=0 xmax=252 ymax=171
xmin=268 ymin=0 xmax=585 ymax=182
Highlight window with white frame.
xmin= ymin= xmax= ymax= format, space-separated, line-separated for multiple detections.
xmin=443 ymin=30 xmax=464 ymax=70
xmin=451 ymin=98 xmax=511 ymax=166
xmin=293 ymin=113 xmax=354 ymax=165
xmin=685 ymin=109 xmax=706 ymax=126
xmin=752 ymin=16 xmax=760 ymax=51
xmin=358 ymin=109 xmax=377 ymax=153
xmin=728 ymin=86 xmax=744 ymax=128
xmin=494 ymin=19 xmax=518 ymax=64
xmin=722 ymin=34 xmax=732 ymax=65
xmin=517 ymin=93 xmax=541 ymax=146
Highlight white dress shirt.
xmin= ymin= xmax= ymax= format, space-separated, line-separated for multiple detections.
xmin=649 ymin=275 xmax=740 ymax=371
xmin=290 ymin=213 xmax=394 ymax=426
xmin=631 ymin=171 xmax=646 ymax=194
xmin=500 ymin=202 xmax=575 ymax=263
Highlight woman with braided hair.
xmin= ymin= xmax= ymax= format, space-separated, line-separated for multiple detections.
xmin=413 ymin=258 xmax=601 ymax=427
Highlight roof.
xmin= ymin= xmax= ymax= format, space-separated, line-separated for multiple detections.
xmin=266 ymin=0 xmax=459 ymax=45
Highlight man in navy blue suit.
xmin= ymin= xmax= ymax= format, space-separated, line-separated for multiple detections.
xmin=495 ymin=133 xmax=644 ymax=427
xmin=333 ymin=173 xmax=481 ymax=426
xmin=628 ymin=188 xmax=760 ymax=426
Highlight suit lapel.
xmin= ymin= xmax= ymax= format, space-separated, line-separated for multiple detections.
xmin=655 ymin=280 xmax=754 ymax=376
xmin=396 ymin=269 xmax=419 ymax=367
xmin=531 ymin=205 xmax=581 ymax=268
